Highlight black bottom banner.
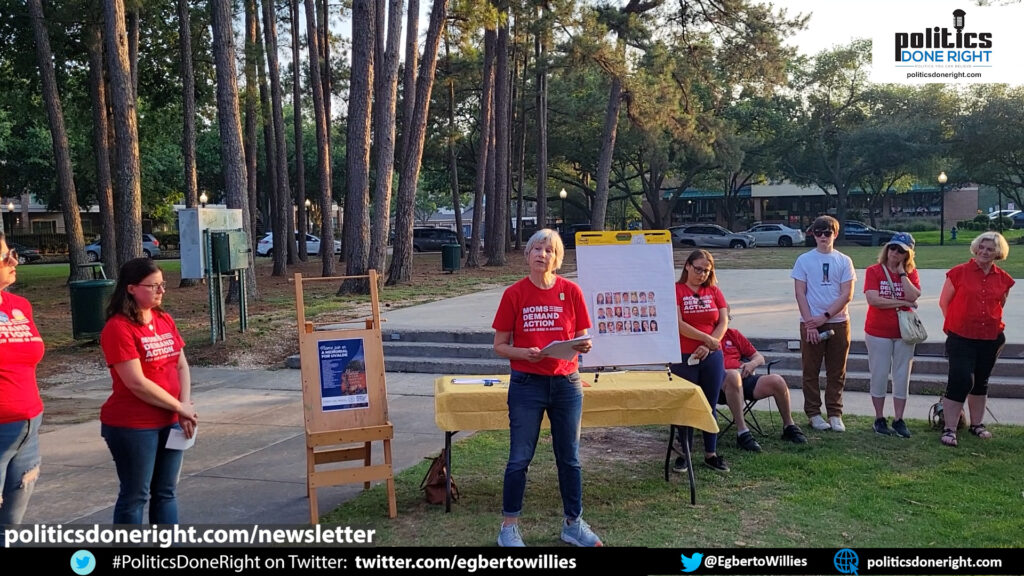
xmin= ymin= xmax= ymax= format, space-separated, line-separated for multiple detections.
xmin=3 ymin=546 xmax=1018 ymax=575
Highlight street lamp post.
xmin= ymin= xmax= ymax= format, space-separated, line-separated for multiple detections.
xmin=937 ymin=171 xmax=947 ymax=246
xmin=559 ymin=188 xmax=567 ymax=226
xmin=304 ymin=198 xmax=312 ymax=233
xmin=199 ymin=191 xmax=209 ymax=208
xmin=5 ymin=201 xmax=13 ymax=234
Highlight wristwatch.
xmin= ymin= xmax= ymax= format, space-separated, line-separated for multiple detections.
xmin=823 ymin=311 xmax=832 ymax=319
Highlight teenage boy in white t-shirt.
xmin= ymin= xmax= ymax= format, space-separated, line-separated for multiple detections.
xmin=790 ymin=216 xmax=856 ymax=432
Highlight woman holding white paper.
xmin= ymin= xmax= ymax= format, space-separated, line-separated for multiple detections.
xmin=492 ymin=229 xmax=601 ymax=548
xmin=100 ymin=258 xmax=196 ymax=524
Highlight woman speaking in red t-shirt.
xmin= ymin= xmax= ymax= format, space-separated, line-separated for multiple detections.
xmin=100 ymin=258 xmax=197 ymax=524
xmin=0 ymin=232 xmax=45 ymax=524
xmin=937 ymin=232 xmax=1015 ymax=447
xmin=491 ymin=229 xmax=601 ymax=548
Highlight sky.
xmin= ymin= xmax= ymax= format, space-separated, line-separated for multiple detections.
xmin=773 ymin=0 xmax=930 ymax=56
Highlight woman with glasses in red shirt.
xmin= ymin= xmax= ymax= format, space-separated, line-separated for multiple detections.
xmin=0 ymin=233 xmax=45 ymax=524
xmin=100 ymin=258 xmax=197 ymax=523
xmin=938 ymin=232 xmax=1014 ymax=447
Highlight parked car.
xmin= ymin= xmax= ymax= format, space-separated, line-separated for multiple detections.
xmin=558 ymin=223 xmax=591 ymax=249
xmin=256 ymin=232 xmax=340 ymax=256
xmin=742 ymin=223 xmax=805 ymax=247
xmin=1010 ymin=212 xmax=1024 ymax=229
xmin=987 ymin=209 xmax=1021 ymax=220
xmin=7 ymin=241 xmax=42 ymax=264
xmin=669 ymin=224 xmax=756 ymax=249
xmin=85 ymin=233 xmax=161 ymax=261
xmin=803 ymin=221 xmax=898 ymax=247
xmin=412 ymin=227 xmax=460 ymax=252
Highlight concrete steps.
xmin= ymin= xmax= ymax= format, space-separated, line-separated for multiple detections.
xmin=286 ymin=329 xmax=1024 ymax=399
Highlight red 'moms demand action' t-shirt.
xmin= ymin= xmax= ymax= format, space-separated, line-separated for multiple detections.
xmin=492 ymin=276 xmax=591 ymax=376
xmin=100 ymin=311 xmax=185 ymax=428
xmin=675 ymin=283 xmax=727 ymax=354
xmin=0 ymin=292 xmax=45 ymax=423
xmin=721 ymin=328 xmax=757 ymax=371
xmin=863 ymin=264 xmax=922 ymax=339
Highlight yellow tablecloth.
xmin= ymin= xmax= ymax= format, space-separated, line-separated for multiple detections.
xmin=435 ymin=371 xmax=718 ymax=434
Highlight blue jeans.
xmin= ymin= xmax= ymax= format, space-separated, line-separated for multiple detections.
xmin=0 ymin=414 xmax=42 ymax=524
xmin=671 ymin=350 xmax=725 ymax=455
xmin=101 ymin=424 xmax=184 ymax=524
xmin=502 ymin=370 xmax=584 ymax=520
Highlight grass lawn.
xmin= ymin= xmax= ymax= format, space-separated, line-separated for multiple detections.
xmin=322 ymin=415 xmax=1024 ymax=547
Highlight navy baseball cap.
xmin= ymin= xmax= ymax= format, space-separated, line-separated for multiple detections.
xmin=888 ymin=232 xmax=915 ymax=251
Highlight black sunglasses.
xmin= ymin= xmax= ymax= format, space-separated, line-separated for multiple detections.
xmin=812 ymin=229 xmax=834 ymax=237
xmin=889 ymin=245 xmax=907 ymax=254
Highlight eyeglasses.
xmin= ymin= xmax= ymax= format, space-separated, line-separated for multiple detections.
xmin=888 ymin=245 xmax=907 ymax=254
xmin=136 ymin=282 xmax=168 ymax=292
xmin=689 ymin=264 xmax=712 ymax=275
xmin=0 ymin=249 xmax=17 ymax=265
xmin=812 ymin=229 xmax=834 ymax=238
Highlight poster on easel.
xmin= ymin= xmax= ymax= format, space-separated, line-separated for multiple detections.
xmin=575 ymin=230 xmax=681 ymax=368
xmin=318 ymin=338 xmax=369 ymax=411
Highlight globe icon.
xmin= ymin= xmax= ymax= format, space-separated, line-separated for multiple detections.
xmin=834 ymin=548 xmax=859 ymax=574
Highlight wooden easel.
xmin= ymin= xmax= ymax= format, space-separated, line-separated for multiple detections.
xmin=294 ymin=270 xmax=397 ymax=524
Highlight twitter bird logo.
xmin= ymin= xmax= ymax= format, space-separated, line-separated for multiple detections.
xmin=681 ymin=552 xmax=703 ymax=573
xmin=71 ymin=550 xmax=96 ymax=575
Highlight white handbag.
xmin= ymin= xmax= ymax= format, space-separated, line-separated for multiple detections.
xmin=882 ymin=267 xmax=928 ymax=344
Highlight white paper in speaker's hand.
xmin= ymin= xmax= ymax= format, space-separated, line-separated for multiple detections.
xmin=687 ymin=355 xmax=701 ymax=366
xmin=540 ymin=336 xmax=592 ymax=361
xmin=166 ymin=427 xmax=196 ymax=450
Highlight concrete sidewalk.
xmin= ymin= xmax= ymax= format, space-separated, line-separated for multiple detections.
xmin=25 ymin=268 xmax=1024 ymax=525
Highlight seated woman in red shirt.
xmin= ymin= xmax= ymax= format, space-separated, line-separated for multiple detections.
xmin=671 ymin=249 xmax=729 ymax=473
xmin=0 ymin=233 xmax=46 ymax=524
xmin=100 ymin=258 xmax=197 ymax=523
xmin=938 ymin=232 xmax=1015 ymax=447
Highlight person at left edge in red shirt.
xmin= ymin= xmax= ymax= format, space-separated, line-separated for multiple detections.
xmin=0 ymin=232 xmax=45 ymax=524
xmin=100 ymin=258 xmax=197 ymax=524
xmin=492 ymin=229 xmax=601 ymax=548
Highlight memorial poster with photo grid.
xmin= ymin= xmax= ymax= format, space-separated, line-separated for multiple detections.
xmin=575 ymin=230 xmax=681 ymax=368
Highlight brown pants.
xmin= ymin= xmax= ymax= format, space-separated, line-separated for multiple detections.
xmin=799 ymin=321 xmax=851 ymax=418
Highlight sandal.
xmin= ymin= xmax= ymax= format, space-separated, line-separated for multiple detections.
xmin=940 ymin=428 xmax=958 ymax=447
xmin=969 ymin=424 xmax=993 ymax=439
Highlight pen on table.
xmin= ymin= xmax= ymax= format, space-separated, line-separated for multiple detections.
xmin=483 ymin=379 xmax=501 ymax=386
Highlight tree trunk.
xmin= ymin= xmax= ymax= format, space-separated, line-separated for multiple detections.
xmin=318 ymin=0 xmax=331 ymax=149
xmin=291 ymin=0 xmax=307 ymax=261
xmin=398 ymin=0 xmax=420 ymax=164
xmin=29 ymin=0 xmax=88 ymax=281
xmin=386 ymin=0 xmax=450 ymax=285
xmin=211 ymin=0 xmax=259 ymax=300
xmin=304 ymin=0 xmax=334 ymax=276
xmin=466 ymin=28 xmax=494 ymax=269
xmin=444 ymin=31 xmax=464 ymax=254
xmin=368 ymin=0 xmax=405 ymax=279
xmin=178 ymin=0 xmax=200 ymax=287
xmin=262 ymin=0 xmax=295 ymax=274
xmin=244 ymin=0 xmax=260 ymax=248
xmin=534 ymin=11 xmax=548 ymax=228
xmin=339 ymin=0 xmax=374 ymax=294
xmin=254 ymin=7 xmax=280 ymax=274
xmin=86 ymin=22 xmax=118 ymax=280
xmin=103 ymin=0 xmax=144 ymax=267
xmin=486 ymin=12 xmax=509 ymax=266
xmin=128 ymin=6 xmax=139 ymax=102
xmin=592 ymin=76 xmax=622 ymax=231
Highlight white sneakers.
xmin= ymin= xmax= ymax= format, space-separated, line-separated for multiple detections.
xmin=809 ymin=415 xmax=831 ymax=431
xmin=808 ymin=415 xmax=846 ymax=432
xmin=829 ymin=416 xmax=846 ymax=432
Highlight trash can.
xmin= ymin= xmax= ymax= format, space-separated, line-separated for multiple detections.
xmin=441 ymin=244 xmax=461 ymax=273
xmin=70 ymin=279 xmax=116 ymax=340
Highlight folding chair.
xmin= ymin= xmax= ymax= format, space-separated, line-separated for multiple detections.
xmin=717 ymin=360 xmax=780 ymax=436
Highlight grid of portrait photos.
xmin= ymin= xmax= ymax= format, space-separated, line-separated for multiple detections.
xmin=593 ymin=290 xmax=659 ymax=336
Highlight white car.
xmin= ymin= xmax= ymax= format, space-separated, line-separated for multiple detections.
xmin=988 ymin=209 xmax=1021 ymax=220
xmin=742 ymin=223 xmax=805 ymax=247
xmin=257 ymin=232 xmax=340 ymax=257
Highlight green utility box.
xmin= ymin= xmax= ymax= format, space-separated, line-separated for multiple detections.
xmin=70 ymin=278 xmax=115 ymax=340
xmin=441 ymin=243 xmax=461 ymax=273
xmin=211 ymin=230 xmax=250 ymax=273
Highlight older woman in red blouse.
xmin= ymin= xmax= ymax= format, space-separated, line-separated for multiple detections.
xmin=937 ymin=232 xmax=1015 ymax=447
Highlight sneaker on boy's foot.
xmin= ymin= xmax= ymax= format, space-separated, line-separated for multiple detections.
xmin=829 ymin=416 xmax=846 ymax=432
xmin=892 ymin=419 xmax=912 ymax=438
xmin=781 ymin=424 xmax=808 ymax=444
xmin=672 ymin=456 xmax=689 ymax=473
xmin=497 ymin=523 xmax=525 ymax=547
xmin=873 ymin=417 xmax=892 ymax=436
xmin=736 ymin=430 xmax=762 ymax=452
xmin=561 ymin=518 xmax=603 ymax=547
xmin=703 ymin=454 xmax=730 ymax=472
xmin=809 ymin=415 xmax=831 ymax=431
